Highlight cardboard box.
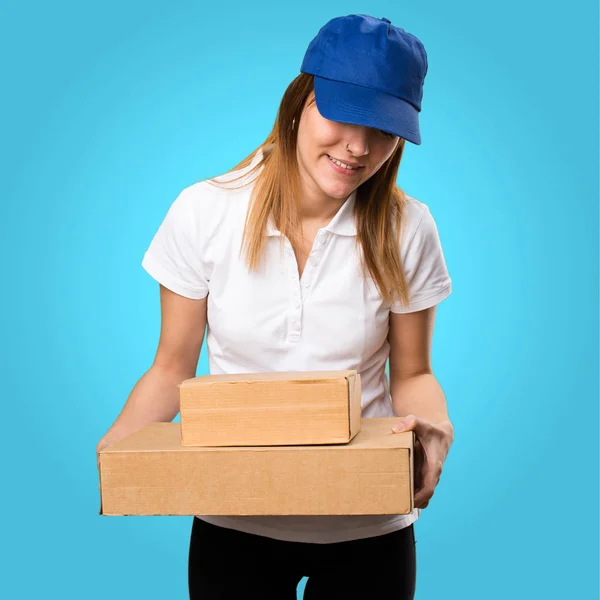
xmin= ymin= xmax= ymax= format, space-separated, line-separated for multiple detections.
xmin=178 ymin=370 xmax=362 ymax=446
xmin=98 ymin=418 xmax=414 ymax=516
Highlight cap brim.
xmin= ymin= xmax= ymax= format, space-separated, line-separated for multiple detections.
xmin=312 ymin=75 xmax=422 ymax=145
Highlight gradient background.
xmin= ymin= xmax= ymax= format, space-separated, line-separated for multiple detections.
xmin=1 ymin=1 xmax=597 ymax=598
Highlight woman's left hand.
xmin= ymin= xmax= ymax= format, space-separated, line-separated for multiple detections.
xmin=392 ymin=415 xmax=454 ymax=509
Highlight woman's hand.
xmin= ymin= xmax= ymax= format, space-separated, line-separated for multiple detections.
xmin=392 ymin=415 xmax=454 ymax=509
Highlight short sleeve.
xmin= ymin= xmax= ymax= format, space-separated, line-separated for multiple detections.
xmin=141 ymin=187 xmax=209 ymax=299
xmin=390 ymin=204 xmax=452 ymax=313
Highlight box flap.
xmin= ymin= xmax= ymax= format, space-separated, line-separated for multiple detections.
xmin=180 ymin=370 xmax=357 ymax=387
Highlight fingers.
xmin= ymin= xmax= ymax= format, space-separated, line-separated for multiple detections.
xmin=392 ymin=415 xmax=417 ymax=433
xmin=413 ymin=447 xmax=443 ymax=509
xmin=393 ymin=415 xmax=452 ymax=510
xmin=392 ymin=415 xmax=435 ymax=438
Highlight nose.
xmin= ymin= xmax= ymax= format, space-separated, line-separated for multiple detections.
xmin=344 ymin=124 xmax=370 ymax=156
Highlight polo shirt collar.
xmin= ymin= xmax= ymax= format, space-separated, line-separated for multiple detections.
xmin=267 ymin=189 xmax=357 ymax=237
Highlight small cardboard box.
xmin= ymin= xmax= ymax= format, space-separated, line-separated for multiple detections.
xmin=98 ymin=417 xmax=414 ymax=516
xmin=178 ymin=370 xmax=362 ymax=447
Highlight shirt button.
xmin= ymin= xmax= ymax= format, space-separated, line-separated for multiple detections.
xmin=295 ymin=302 xmax=301 ymax=309
xmin=302 ymin=280 xmax=310 ymax=287
xmin=293 ymin=322 xmax=301 ymax=331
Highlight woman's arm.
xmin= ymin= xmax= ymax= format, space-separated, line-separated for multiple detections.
xmin=388 ymin=305 xmax=454 ymax=509
xmin=388 ymin=305 xmax=451 ymax=427
xmin=96 ymin=285 xmax=207 ymax=456
xmin=390 ymin=373 xmax=451 ymax=427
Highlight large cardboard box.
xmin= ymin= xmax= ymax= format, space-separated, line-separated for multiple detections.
xmin=178 ymin=370 xmax=362 ymax=446
xmin=98 ymin=417 xmax=414 ymax=516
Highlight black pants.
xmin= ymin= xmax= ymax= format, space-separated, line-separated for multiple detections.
xmin=188 ymin=517 xmax=417 ymax=599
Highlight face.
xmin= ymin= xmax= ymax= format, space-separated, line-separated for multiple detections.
xmin=295 ymin=93 xmax=400 ymax=204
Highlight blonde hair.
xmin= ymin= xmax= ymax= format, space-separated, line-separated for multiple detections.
xmin=205 ymin=73 xmax=410 ymax=308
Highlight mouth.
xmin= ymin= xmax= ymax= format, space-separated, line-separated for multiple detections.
xmin=327 ymin=154 xmax=364 ymax=173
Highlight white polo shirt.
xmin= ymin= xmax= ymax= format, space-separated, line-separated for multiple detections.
xmin=141 ymin=148 xmax=452 ymax=544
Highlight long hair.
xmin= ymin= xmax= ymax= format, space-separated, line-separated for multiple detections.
xmin=205 ymin=73 xmax=410 ymax=309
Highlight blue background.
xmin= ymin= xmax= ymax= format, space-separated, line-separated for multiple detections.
xmin=2 ymin=1 xmax=597 ymax=598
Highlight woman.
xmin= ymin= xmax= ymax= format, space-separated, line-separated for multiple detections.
xmin=97 ymin=13 xmax=454 ymax=600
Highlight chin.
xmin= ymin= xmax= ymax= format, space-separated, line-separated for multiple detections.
xmin=316 ymin=181 xmax=353 ymax=200
xmin=315 ymin=168 xmax=355 ymax=198
xmin=327 ymin=177 xmax=359 ymax=197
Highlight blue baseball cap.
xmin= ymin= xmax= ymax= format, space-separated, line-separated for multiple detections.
xmin=300 ymin=14 xmax=428 ymax=145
